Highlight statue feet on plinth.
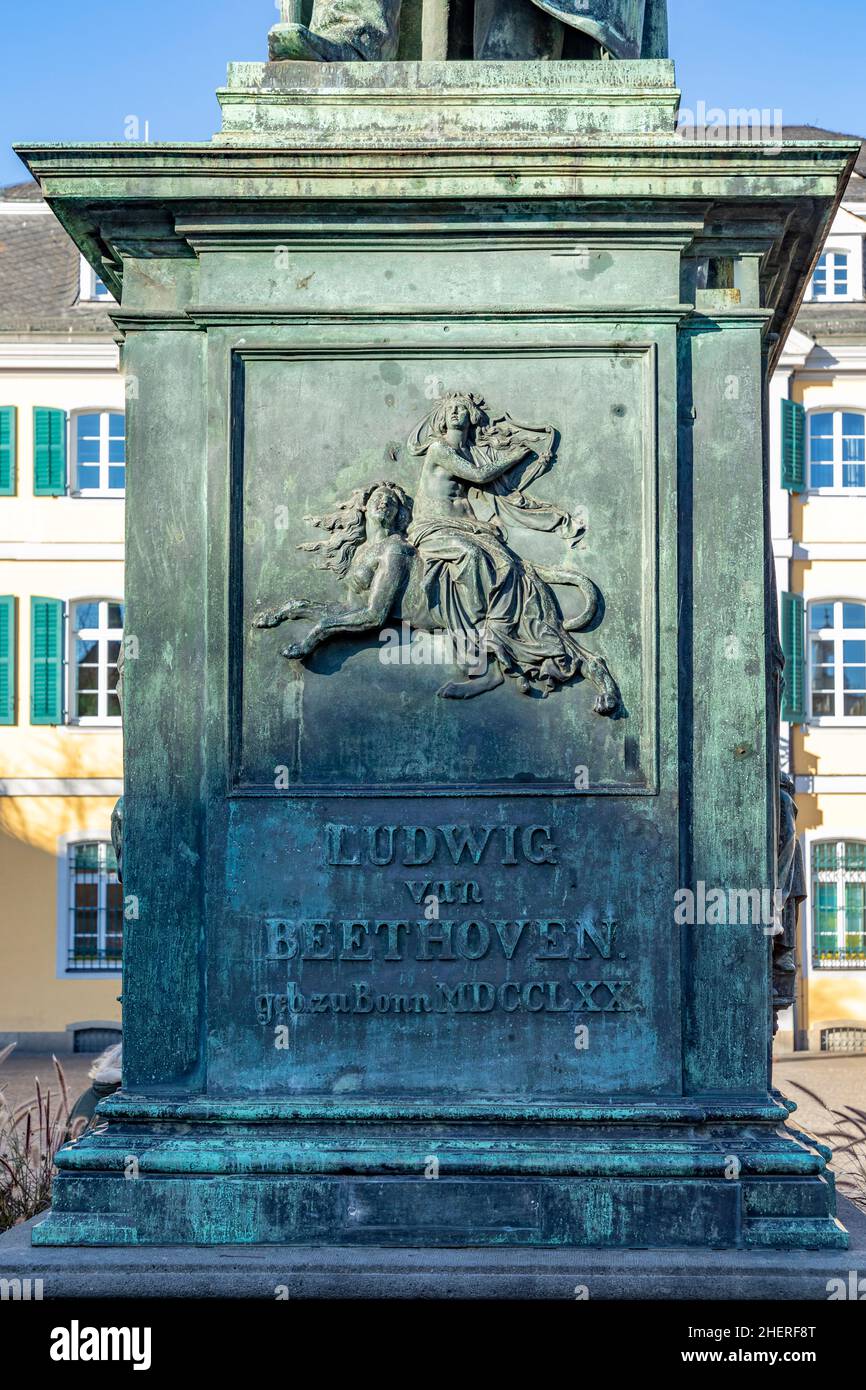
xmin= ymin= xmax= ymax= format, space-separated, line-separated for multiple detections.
xmin=268 ymin=0 xmax=402 ymax=62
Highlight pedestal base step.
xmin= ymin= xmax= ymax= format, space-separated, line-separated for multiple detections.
xmin=28 ymin=1110 xmax=849 ymax=1251
xmin=2 ymin=1200 xmax=863 ymax=1300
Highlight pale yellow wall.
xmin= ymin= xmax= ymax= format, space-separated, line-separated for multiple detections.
xmin=791 ymin=374 xmax=866 ymax=544
xmin=808 ymin=975 xmax=866 ymax=1030
xmin=792 ymin=493 xmax=866 ymax=546
xmin=794 ymin=724 xmax=866 ymax=778
xmin=796 ymin=792 xmax=866 ymax=840
xmin=1 ymin=355 xmax=125 ymax=1038
xmin=0 ymin=796 xmax=121 ymax=1034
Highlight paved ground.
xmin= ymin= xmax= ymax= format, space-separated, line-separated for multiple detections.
xmin=775 ymin=1054 xmax=866 ymax=1207
xmin=2 ymin=1049 xmax=865 ymax=1207
xmin=775 ymin=1053 xmax=866 ymax=1119
xmin=0 ymin=1051 xmax=94 ymax=1116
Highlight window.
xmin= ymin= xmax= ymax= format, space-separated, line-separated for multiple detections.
xmin=812 ymin=841 xmax=866 ymax=970
xmin=808 ymin=410 xmax=866 ymax=490
xmin=72 ymin=1025 xmax=122 ymax=1053
xmin=811 ymin=250 xmax=849 ymax=300
xmin=72 ymin=411 xmax=125 ymax=494
xmin=809 ymin=600 xmax=866 ymax=719
xmin=820 ymin=1025 xmax=866 ymax=1053
xmin=66 ymin=840 xmax=122 ymax=973
xmin=71 ymin=600 xmax=123 ymax=723
xmin=79 ymin=256 xmax=114 ymax=303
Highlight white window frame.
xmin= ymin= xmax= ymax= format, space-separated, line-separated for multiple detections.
xmin=806 ymin=228 xmax=864 ymax=304
xmin=55 ymin=832 xmax=123 ymax=979
xmin=807 ymin=597 xmax=866 ymax=726
xmin=806 ymin=407 xmax=866 ymax=495
xmin=808 ymin=838 xmax=866 ymax=972
xmin=78 ymin=255 xmax=114 ymax=303
xmin=810 ymin=249 xmax=851 ymax=301
xmin=68 ymin=598 xmax=124 ymax=726
xmin=70 ymin=408 xmax=125 ymax=497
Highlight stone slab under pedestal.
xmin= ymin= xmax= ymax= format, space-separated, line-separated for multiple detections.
xmin=1 ymin=1198 xmax=864 ymax=1299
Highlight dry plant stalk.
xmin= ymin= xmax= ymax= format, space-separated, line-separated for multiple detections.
xmin=785 ymin=1079 xmax=866 ymax=1215
xmin=0 ymin=1044 xmax=86 ymax=1232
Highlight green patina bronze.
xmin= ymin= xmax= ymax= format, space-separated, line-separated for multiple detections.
xmin=15 ymin=33 xmax=859 ymax=1249
xmin=268 ymin=0 xmax=668 ymax=62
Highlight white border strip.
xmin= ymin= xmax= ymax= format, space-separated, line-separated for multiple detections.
xmin=796 ymin=775 xmax=866 ymax=793
xmin=0 ymin=341 xmax=119 ymax=370
xmin=0 ymin=544 xmax=125 ymax=560
xmin=0 ymin=779 xmax=123 ymax=797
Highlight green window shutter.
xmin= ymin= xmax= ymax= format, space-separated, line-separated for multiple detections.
xmin=781 ymin=592 xmax=805 ymax=723
xmin=0 ymin=596 xmax=16 ymax=724
xmin=781 ymin=399 xmax=805 ymax=492
xmin=0 ymin=407 xmax=16 ymax=496
xmin=30 ymin=597 xmax=64 ymax=725
xmin=33 ymin=407 xmax=67 ymax=496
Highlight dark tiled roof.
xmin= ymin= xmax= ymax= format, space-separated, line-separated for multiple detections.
xmin=0 ymin=180 xmax=114 ymax=335
xmin=844 ymin=174 xmax=866 ymax=204
xmin=3 ymin=180 xmax=42 ymax=201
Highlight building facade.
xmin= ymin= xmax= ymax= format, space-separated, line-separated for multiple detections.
xmin=772 ymin=130 xmax=866 ymax=1053
xmin=0 ymin=181 xmax=124 ymax=1052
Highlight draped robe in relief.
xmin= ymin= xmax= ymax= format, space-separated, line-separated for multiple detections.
xmin=407 ymin=417 xmax=591 ymax=694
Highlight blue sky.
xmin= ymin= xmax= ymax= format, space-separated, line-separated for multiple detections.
xmin=1 ymin=0 xmax=864 ymax=186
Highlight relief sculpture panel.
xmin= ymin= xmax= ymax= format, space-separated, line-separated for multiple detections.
xmin=235 ymin=347 xmax=656 ymax=794
xmin=216 ymin=343 xmax=672 ymax=1099
xmin=254 ymin=390 xmax=622 ymax=711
